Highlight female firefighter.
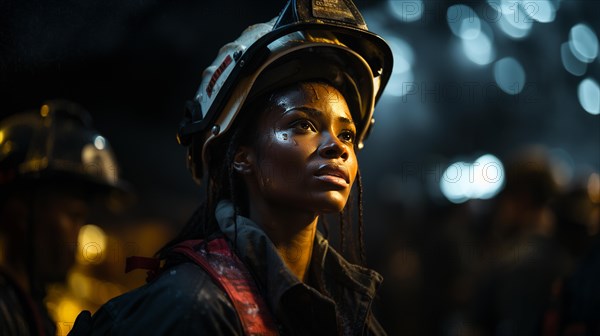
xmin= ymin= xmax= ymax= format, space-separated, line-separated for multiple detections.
xmin=70 ymin=0 xmax=393 ymax=334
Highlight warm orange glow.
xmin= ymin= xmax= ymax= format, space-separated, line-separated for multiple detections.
xmin=45 ymin=285 xmax=85 ymax=336
xmin=40 ymin=104 xmax=50 ymax=117
xmin=589 ymin=172 xmax=600 ymax=203
xmin=77 ymin=225 xmax=107 ymax=265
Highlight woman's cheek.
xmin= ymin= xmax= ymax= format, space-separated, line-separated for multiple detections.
xmin=257 ymin=132 xmax=312 ymax=189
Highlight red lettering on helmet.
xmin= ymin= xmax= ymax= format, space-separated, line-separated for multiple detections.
xmin=206 ymin=55 xmax=233 ymax=98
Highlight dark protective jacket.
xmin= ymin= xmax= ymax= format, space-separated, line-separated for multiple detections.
xmin=0 ymin=269 xmax=56 ymax=336
xmin=69 ymin=200 xmax=387 ymax=335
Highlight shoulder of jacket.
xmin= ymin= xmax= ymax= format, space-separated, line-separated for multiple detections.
xmin=114 ymin=261 xmax=231 ymax=311
xmin=88 ymin=261 xmax=243 ymax=335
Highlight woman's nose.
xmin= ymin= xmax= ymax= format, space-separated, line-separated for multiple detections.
xmin=318 ymin=133 xmax=349 ymax=160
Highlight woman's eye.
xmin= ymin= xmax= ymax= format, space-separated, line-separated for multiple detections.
xmin=340 ymin=131 xmax=355 ymax=143
xmin=292 ymin=119 xmax=316 ymax=132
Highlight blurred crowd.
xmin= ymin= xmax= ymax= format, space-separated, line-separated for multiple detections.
xmin=374 ymin=147 xmax=600 ymax=336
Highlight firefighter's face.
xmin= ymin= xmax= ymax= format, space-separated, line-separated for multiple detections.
xmin=35 ymin=188 xmax=89 ymax=282
xmin=237 ymin=82 xmax=358 ymax=214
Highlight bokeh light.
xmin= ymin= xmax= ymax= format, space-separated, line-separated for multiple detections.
xmin=440 ymin=154 xmax=505 ymax=203
xmin=494 ymin=57 xmax=526 ymax=95
xmin=521 ymin=0 xmax=557 ymax=23
xmin=76 ymin=224 xmax=108 ymax=265
xmin=383 ymin=36 xmax=415 ymax=97
xmin=94 ymin=135 xmax=106 ymax=150
xmin=561 ymin=42 xmax=587 ymax=76
xmin=389 ymin=0 xmax=423 ymax=23
xmin=385 ymin=71 xmax=415 ymax=98
xmin=578 ymin=78 xmax=600 ymax=115
xmin=549 ymin=148 xmax=576 ymax=188
xmin=389 ymin=37 xmax=415 ymax=74
xmin=40 ymin=104 xmax=50 ymax=117
xmin=490 ymin=0 xmax=533 ymax=39
xmin=569 ymin=23 xmax=599 ymax=63
xmin=589 ymin=173 xmax=600 ymax=203
xmin=471 ymin=154 xmax=505 ymax=199
xmin=447 ymin=5 xmax=481 ymax=40
xmin=486 ymin=0 xmax=512 ymax=15
xmin=462 ymin=31 xmax=495 ymax=65
xmin=53 ymin=297 xmax=82 ymax=335
xmin=440 ymin=161 xmax=470 ymax=204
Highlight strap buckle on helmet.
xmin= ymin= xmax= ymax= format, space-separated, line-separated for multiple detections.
xmin=177 ymin=100 xmax=203 ymax=146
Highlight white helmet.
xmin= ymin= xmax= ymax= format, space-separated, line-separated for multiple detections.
xmin=177 ymin=0 xmax=393 ymax=182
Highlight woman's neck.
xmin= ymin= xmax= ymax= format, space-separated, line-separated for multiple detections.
xmin=248 ymin=201 xmax=318 ymax=282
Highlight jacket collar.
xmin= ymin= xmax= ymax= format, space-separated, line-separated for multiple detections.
xmin=215 ymin=200 xmax=383 ymax=314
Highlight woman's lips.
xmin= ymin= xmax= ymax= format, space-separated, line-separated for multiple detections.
xmin=314 ymin=165 xmax=350 ymax=188
xmin=314 ymin=174 xmax=349 ymax=188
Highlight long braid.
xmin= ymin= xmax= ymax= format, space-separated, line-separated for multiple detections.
xmin=339 ymin=212 xmax=345 ymax=257
xmin=346 ymin=191 xmax=353 ymax=245
xmin=357 ymin=169 xmax=366 ymax=265
xmin=321 ymin=215 xmax=330 ymax=239
xmin=346 ymin=191 xmax=358 ymax=263
xmin=228 ymin=159 xmax=239 ymax=250
xmin=204 ymin=179 xmax=215 ymax=239
xmin=224 ymin=124 xmax=249 ymax=251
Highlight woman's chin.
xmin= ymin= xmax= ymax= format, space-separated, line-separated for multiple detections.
xmin=264 ymin=190 xmax=351 ymax=214
xmin=309 ymin=192 xmax=350 ymax=214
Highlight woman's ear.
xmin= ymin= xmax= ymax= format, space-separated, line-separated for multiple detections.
xmin=233 ymin=146 xmax=254 ymax=174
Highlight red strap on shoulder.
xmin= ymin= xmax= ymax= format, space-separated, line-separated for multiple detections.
xmin=125 ymin=256 xmax=162 ymax=282
xmin=172 ymin=238 xmax=279 ymax=336
xmin=125 ymin=256 xmax=160 ymax=273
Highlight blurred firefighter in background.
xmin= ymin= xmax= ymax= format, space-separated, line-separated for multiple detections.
xmin=467 ymin=147 xmax=576 ymax=336
xmin=553 ymin=174 xmax=600 ymax=336
xmin=0 ymin=100 xmax=128 ymax=336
